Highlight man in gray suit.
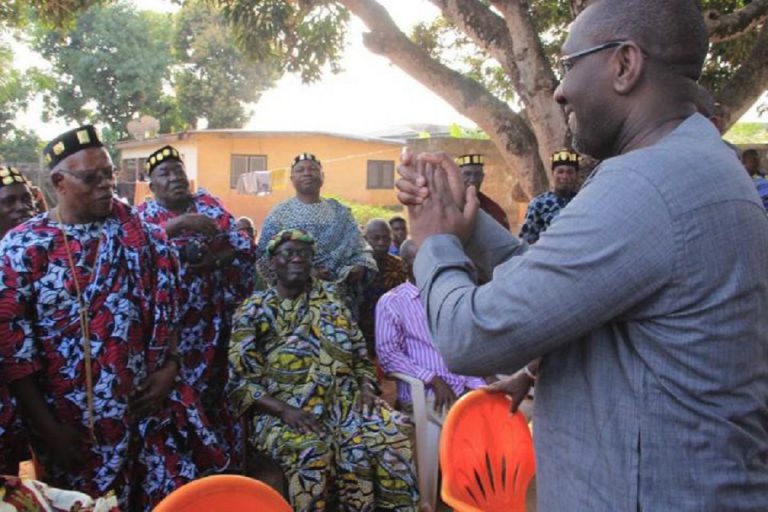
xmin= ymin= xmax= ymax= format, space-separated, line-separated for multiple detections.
xmin=397 ymin=0 xmax=768 ymax=510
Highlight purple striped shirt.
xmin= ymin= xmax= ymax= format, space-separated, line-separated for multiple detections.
xmin=375 ymin=281 xmax=486 ymax=404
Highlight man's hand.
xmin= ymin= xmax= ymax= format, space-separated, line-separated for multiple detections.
xmin=485 ymin=370 xmax=534 ymax=413
xmin=356 ymin=385 xmax=377 ymax=417
xmin=167 ymin=214 xmax=219 ymax=238
xmin=396 ymin=152 xmax=467 ymax=208
xmin=408 ymin=159 xmax=480 ymax=248
xmin=129 ymin=364 xmax=177 ymax=419
xmin=185 ymin=251 xmax=217 ymax=273
xmin=280 ymin=406 xmax=325 ymax=434
xmin=345 ymin=265 xmax=366 ymax=284
xmin=45 ymin=423 xmax=90 ymax=471
xmin=429 ymin=376 xmax=458 ymax=414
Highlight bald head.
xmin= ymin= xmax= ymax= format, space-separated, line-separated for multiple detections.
xmin=364 ymin=218 xmax=392 ymax=257
xmin=580 ymin=0 xmax=708 ymax=80
xmin=399 ymin=239 xmax=416 ymax=260
xmin=399 ymin=239 xmax=417 ymax=282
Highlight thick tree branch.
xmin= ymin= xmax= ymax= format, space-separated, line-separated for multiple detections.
xmin=490 ymin=0 xmax=567 ymax=165
xmin=568 ymin=0 xmax=588 ymax=17
xmin=430 ymin=0 xmax=567 ymax=176
xmin=428 ymin=1 xmax=522 ymax=99
xmin=716 ymin=21 xmax=768 ymax=129
xmin=705 ymin=0 xmax=768 ymax=43
xmin=339 ymin=0 xmax=549 ymax=197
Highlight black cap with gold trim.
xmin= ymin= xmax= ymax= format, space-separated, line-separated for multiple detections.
xmin=145 ymin=145 xmax=182 ymax=176
xmin=0 ymin=166 xmax=28 ymax=188
xmin=292 ymin=153 xmax=321 ymax=168
xmin=43 ymin=125 xmax=104 ymax=171
xmin=551 ymin=149 xmax=579 ymax=170
xmin=456 ymin=154 xmax=485 ymax=167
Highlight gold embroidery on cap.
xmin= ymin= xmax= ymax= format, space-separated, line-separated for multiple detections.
xmin=76 ymin=130 xmax=91 ymax=145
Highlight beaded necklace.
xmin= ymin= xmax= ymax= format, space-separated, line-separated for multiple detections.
xmin=55 ymin=207 xmax=101 ymax=441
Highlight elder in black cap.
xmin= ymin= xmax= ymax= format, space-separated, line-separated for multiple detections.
xmin=0 ymin=165 xmax=35 ymax=239
xmin=456 ymin=154 xmax=510 ymax=230
xmin=43 ymin=124 xmax=115 ymax=223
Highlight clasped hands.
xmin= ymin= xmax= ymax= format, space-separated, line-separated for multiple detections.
xmin=396 ymin=151 xmax=480 ymax=248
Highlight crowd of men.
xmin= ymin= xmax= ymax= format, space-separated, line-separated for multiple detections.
xmin=1 ymin=0 xmax=768 ymax=510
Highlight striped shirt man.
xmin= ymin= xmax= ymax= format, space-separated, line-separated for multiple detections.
xmin=375 ymin=281 xmax=486 ymax=404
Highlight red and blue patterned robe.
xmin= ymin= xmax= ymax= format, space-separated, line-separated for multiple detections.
xmin=137 ymin=189 xmax=255 ymax=463
xmin=0 ymin=201 xmax=229 ymax=510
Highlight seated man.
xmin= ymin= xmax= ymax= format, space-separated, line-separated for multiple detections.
xmin=229 ymin=229 xmax=419 ymax=512
xmin=359 ymin=218 xmax=407 ymax=359
xmin=376 ymin=240 xmax=487 ymax=419
xmin=256 ymin=153 xmax=376 ymax=319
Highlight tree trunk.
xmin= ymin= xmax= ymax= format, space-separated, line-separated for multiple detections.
xmin=715 ymin=21 xmax=768 ymax=129
xmin=339 ymin=0 xmax=549 ymax=198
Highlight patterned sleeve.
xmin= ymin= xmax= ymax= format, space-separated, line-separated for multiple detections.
xmin=143 ymin=222 xmax=182 ymax=370
xmin=0 ymin=233 xmax=42 ymax=383
xmin=339 ymin=301 xmax=378 ymax=384
xmin=215 ymin=201 xmax=256 ymax=304
xmin=518 ymin=199 xmax=541 ymax=244
xmin=228 ymin=295 xmax=269 ymax=417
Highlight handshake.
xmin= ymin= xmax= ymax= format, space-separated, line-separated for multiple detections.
xmin=396 ymin=151 xmax=480 ymax=248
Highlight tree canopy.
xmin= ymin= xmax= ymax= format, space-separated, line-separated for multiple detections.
xmin=12 ymin=0 xmax=278 ymax=140
xmin=216 ymin=0 xmax=768 ymax=198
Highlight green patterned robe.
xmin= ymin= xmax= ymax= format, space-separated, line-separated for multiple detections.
xmin=229 ymin=280 xmax=418 ymax=511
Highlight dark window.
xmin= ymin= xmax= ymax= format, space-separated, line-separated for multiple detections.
xmin=231 ymin=154 xmax=267 ymax=189
xmin=120 ymin=157 xmax=148 ymax=182
xmin=366 ymin=160 xmax=395 ymax=189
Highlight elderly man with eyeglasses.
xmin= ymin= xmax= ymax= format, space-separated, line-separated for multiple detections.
xmin=0 ymin=125 xmax=229 ymax=510
xmin=397 ymin=1 xmax=768 ymax=510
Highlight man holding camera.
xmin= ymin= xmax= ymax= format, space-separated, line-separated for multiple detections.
xmin=138 ymin=145 xmax=255 ymax=465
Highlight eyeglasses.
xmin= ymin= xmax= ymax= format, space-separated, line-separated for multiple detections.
xmin=274 ymin=247 xmax=313 ymax=261
xmin=558 ymin=40 xmax=627 ymax=75
xmin=60 ymin=166 xmax=116 ymax=186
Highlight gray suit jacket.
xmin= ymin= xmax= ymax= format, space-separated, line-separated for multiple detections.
xmin=415 ymin=114 xmax=768 ymax=511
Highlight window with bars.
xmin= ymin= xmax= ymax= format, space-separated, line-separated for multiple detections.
xmin=231 ymin=154 xmax=268 ymax=189
xmin=366 ymin=160 xmax=395 ymax=189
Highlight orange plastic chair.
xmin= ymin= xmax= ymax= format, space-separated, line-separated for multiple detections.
xmin=439 ymin=389 xmax=535 ymax=512
xmin=153 ymin=475 xmax=291 ymax=512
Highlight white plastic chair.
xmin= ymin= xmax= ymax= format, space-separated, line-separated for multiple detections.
xmin=390 ymin=372 xmax=441 ymax=511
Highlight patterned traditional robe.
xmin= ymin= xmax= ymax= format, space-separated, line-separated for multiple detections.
xmin=0 ymin=202 xmax=228 ymax=510
xmin=518 ymin=190 xmax=575 ymax=244
xmin=138 ymin=189 xmax=255 ymax=462
xmin=256 ymin=197 xmax=377 ymax=317
xmin=229 ymin=280 xmax=419 ymax=512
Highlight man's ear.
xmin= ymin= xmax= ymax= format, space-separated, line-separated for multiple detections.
xmin=613 ymin=42 xmax=645 ymax=95
xmin=50 ymin=172 xmax=64 ymax=191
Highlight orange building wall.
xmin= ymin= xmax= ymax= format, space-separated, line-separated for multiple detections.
xmin=131 ymin=132 xmax=404 ymax=227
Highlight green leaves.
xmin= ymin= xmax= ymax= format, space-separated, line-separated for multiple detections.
xmin=214 ymin=0 xmax=349 ymax=83
xmin=25 ymin=0 xmax=280 ymax=137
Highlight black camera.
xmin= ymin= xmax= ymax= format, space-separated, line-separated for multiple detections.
xmin=179 ymin=239 xmax=206 ymax=265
